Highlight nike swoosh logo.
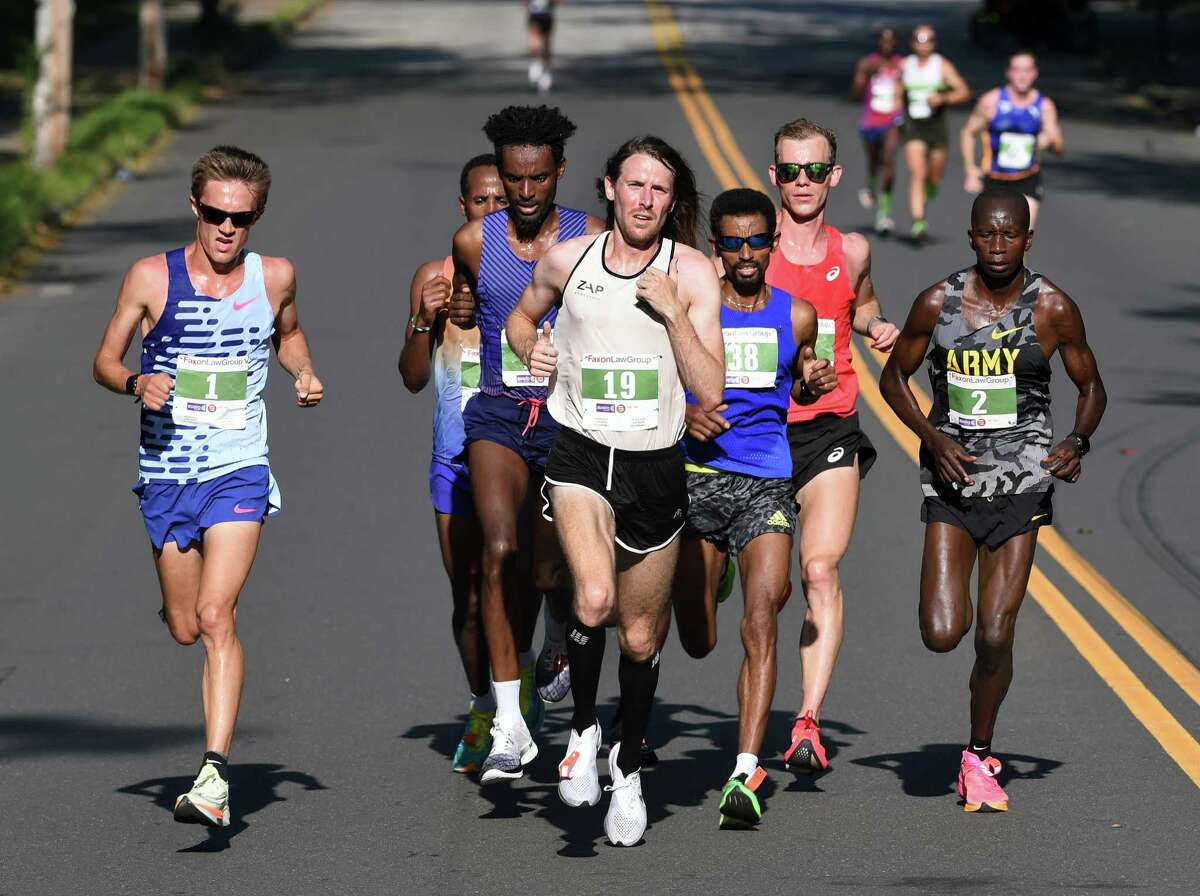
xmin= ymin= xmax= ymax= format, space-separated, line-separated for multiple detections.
xmin=233 ymin=503 xmax=259 ymax=514
xmin=232 ymin=295 xmax=260 ymax=311
xmin=991 ymin=324 xmax=1025 ymax=340
xmin=1030 ymin=513 xmax=1047 ymax=522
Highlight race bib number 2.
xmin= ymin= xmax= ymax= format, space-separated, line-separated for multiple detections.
xmin=947 ymin=371 xmax=1017 ymax=430
xmin=723 ymin=327 xmax=778 ymax=389
xmin=172 ymin=354 xmax=248 ymax=429
xmin=580 ymin=353 xmax=659 ymax=431
xmin=501 ymin=328 xmax=549 ymax=387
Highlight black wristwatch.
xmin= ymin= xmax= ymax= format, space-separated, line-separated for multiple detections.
xmin=125 ymin=374 xmax=140 ymax=396
xmin=1067 ymin=431 xmax=1090 ymax=457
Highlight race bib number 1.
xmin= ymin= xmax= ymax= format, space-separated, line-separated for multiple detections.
xmin=580 ymin=353 xmax=659 ymax=431
xmin=460 ymin=345 xmax=481 ymax=411
xmin=172 ymin=354 xmax=248 ymax=429
xmin=997 ymin=132 xmax=1035 ymax=170
xmin=723 ymin=327 xmax=778 ymax=389
xmin=815 ymin=318 xmax=836 ymax=363
xmin=947 ymin=371 xmax=1017 ymax=430
xmin=501 ymin=328 xmax=549 ymax=387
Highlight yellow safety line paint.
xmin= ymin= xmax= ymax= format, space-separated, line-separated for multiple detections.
xmin=647 ymin=0 xmax=1200 ymax=785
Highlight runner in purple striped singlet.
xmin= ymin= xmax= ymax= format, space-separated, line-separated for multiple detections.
xmin=448 ymin=105 xmax=603 ymax=783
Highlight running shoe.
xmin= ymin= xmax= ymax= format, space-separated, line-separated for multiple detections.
xmin=874 ymin=210 xmax=894 ymax=236
xmin=719 ymin=767 xmax=766 ymax=829
xmin=558 ymin=723 xmax=603 ymax=807
xmin=480 ymin=718 xmax=538 ymax=783
xmin=452 ymin=706 xmax=494 ymax=774
xmin=716 ymin=553 xmax=736 ymax=604
xmin=528 ymin=59 xmax=544 ymax=85
xmin=537 ymin=70 xmax=553 ymax=95
xmin=173 ymin=760 xmax=230 ymax=827
xmin=957 ymin=750 xmax=1009 ymax=813
xmin=519 ymin=660 xmax=546 ymax=735
xmin=604 ymin=742 xmax=647 ymax=846
xmin=911 ymin=218 xmax=929 ymax=243
xmin=536 ymin=606 xmax=571 ymax=703
xmin=858 ymin=186 xmax=875 ymax=209
xmin=784 ymin=711 xmax=828 ymax=773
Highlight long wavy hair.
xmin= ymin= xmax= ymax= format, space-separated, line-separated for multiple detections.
xmin=595 ymin=136 xmax=700 ymax=248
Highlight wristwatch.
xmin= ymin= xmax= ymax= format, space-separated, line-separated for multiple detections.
xmin=409 ymin=312 xmax=432 ymax=334
xmin=125 ymin=374 xmax=140 ymax=396
xmin=1067 ymin=431 xmax=1090 ymax=457
xmin=869 ymin=314 xmax=890 ymax=331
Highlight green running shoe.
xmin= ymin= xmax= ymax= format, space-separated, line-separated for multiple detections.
xmin=911 ymin=218 xmax=929 ymax=243
xmin=452 ymin=707 xmax=494 ymax=774
xmin=716 ymin=554 xmax=736 ymax=604
xmin=718 ymin=768 xmax=765 ymax=829
xmin=520 ymin=661 xmax=546 ymax=735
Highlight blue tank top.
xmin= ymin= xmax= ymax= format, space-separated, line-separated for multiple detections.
xmin=683 ymin=286 xmax=796 ymax=478
xmin=138 ymin=248 xmax=277 ymax=499
xmin=477 ymin=205 xmax=589 ymax=400
xmin=987 ymin=87 xmax=1043 ymax=177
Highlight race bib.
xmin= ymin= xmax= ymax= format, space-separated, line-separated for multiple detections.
xmin=501 ymin=328 xmax=550 ymax=388
xmin=870 ymin=78 xmax=897 ymax=114
xmin=815 ymin=318 xmax=836 ymax=363
xmin=580 ymin=352 xmax=659 ymax=431
xmin=947 ymin=371 xmax=1017 ymax=430
xmin=172 ymin=354 xmax=248 ymax=429
xmin=997 ymin=132 xmax=1035 ymax=170
xmin=723 ymin=327 xmax=778 ymax=389
xmin=907 ymin=89 xmax=932 ymax=120
xmin=460 ymin=345 xmax=481 ymax=411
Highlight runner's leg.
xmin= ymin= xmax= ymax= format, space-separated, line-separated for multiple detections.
xmin=928 ymin=145 xmax=948 ymax=194
xmin=918 ymin=521 xmax=977 ymax=652
xmin=670 ymin=536 xmax=724 ymax=658
xmin=436 ymin=510 xmax=488 ymax=696
xmin=736 ymin=532 xmax=790 ymax=756
xmin=880 ymin=126 xmax=900 ymax=197
xmin=905 ymin=139 xmax=929 ymax=222
xmin=156 ymin=541 xmax=204 ymax=646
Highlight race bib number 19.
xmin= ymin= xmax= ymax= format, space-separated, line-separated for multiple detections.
xmin=580 ymin=353 xmax=659 ymax=431
xmin=947 ymin=371 xmax=1017 ymax=430
xmin=173 ymin=354 xmax=248 ymax=429
xmin=723 ymin=327 xmax=778 ymax=389
xmin=501 ymin=328 xmax=549 ymax=387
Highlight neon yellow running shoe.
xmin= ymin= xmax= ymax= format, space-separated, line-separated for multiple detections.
xmin=452 ymin=707 xmax=494 ymax=774
xmin=519 ymin=661 xmax=546 ymax=735
xmin=719 ymin=767 xmax=765 ymax=829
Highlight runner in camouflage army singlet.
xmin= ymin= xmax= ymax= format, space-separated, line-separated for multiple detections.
xmin=921 ymin=266 xmax=1052 ymax=499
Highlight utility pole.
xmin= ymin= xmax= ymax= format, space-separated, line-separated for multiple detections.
xmin=32 ymin=0 xmax=74 ymax=169
xmin=139 ymin=0 xmax=168 ymax=91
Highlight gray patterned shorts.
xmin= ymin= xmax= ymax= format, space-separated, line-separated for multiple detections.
xmin=684 ymin=470 xmax=797 ymax=556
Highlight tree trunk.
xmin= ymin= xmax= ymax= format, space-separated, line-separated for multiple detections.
xmin=139 ymin=0 xmax=167 ymax=91
xmin=32 ymin=0 xmax=73 ymax=170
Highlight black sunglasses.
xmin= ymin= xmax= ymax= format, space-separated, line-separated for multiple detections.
xmin=715 ymin=232 xmax=773 ymax=252
xmin=775 ymin=162 xmax=835 ymax=184
xmin=196 ymin=200 xmax=258 ymax=228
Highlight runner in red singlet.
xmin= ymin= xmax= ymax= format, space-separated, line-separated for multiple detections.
xmin=765 ymin=118 xmax=900 ymax=773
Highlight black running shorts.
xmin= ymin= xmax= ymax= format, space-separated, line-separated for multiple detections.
xmin=984 ymin=171 xmax=1045 ymax=203
xmin=542 ymin=428 xmax=687 ymax=554
xmin=902 ymin=113 xmax=949 ymax=148
xmin=788 ymin=412 xmax=877 ymax=494
xmin=685 ymin=470 xmax=796 ymax=556
xmin=921 ymin=486 xmax=1054 ymax=550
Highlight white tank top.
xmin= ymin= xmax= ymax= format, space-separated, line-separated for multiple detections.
xmin=903 ymin=53 xmax=944 ymax=120
xmin=548 ymin=233 xmax=684 ymax=451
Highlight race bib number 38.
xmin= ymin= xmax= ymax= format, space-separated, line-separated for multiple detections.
xmin=580 ymin=353 xmax=659 ymax=431
xmin=947 ymin=371 xmax=1017 ymax=430
xmin=501 ymin=328 xmax=549 ymax=387
xmin=723 ymin=327 xmax=778 ymax=389
xmin=173 ymin=354 xmax=248 ymax=429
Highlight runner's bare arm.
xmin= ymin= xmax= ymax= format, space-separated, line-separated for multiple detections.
xmin=790 ymin=296 xmax=835 ymax=404
xmin=508 ymin=238 xmax=584 ymax=376
xmin=584 ymin=212 xmax=606 ymax=235
xmin=935 ymin=58 xmax=971 ymax=108
xmin=880 ymin=284 xmax=977 ymax=486
xmin=960 ymin=89 xmax=996 ymax=190
xmin=850 ymin=57 xmax=870 ymax=101
xmin=1037 ymin=284 xmax=1105 ymax=482
xmin=1039 ymin=97 xmax=1065 ymax=155
xmin=399 ymin=258 xmax=448 ymax=392
xmin=846 ymin=234 xmax=899 ymax=351
xmin=93 ymin=256 xmax=174 ymax=409
xmin=449 ymin=220 xmax=483 ymax=328
xmin=268 ymin=257 xmax=324 ymax=408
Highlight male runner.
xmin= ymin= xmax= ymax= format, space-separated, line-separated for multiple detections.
xmin=92 ymin=146 xmax=323 ymax=827
xmin=766 ymin=118 xmax=900 ymax=775
xmin=879 ymin=188 xmax=1105 ymax=812
xmin=399 ymin=154 xmax=506 ymax=774
xmin=448 ymin=105 xmax=603 ymax=783
xmin=960 ymin=50 xmax=1064 ymax=230
xmin=900 ymin=24 xmax=970 ymax=242
xmin=850 ymin=25 xmax=904 ymax=235
xmin=526 ymin=0 xmax=560 ymax=94
xmin=671 ymin=188 xmax=837 ymax=829
xmin=509 ymin=136 xmax=723 ymax=846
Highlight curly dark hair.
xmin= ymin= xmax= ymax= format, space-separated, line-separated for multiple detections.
xmin=482 ymin=105 xmax=578 ymax=164
xmin=595 ymin=136 xmax=700 ymax=248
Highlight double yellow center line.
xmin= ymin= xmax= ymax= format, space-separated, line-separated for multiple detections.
xmin=645 ymin=0 xmax=1200 ymax=787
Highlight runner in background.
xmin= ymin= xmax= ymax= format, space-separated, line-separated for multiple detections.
xmin=527 ymin=0 xmax=561 ymax=95
xmin=850 ymin=25 xmax=904 ymax=235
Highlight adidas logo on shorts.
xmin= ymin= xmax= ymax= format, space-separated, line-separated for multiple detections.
xmin=767 ymin=510 xmax=790 ymax=528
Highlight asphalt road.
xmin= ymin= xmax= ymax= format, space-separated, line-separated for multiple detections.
xmin=2 ymin=2 xmax=1198 ymax=894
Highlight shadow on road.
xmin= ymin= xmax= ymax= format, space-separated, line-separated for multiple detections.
xmin=0 ymin=714 xmax=202 ymax=760
xmin=117 ymin=763 xmax=328 ymax=852
xmin=851 ymin=743 xmax=1063 ymax=798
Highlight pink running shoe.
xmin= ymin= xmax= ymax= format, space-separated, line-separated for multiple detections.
xmin=957 ymin=750 xmax=1009 ymax=812
xmin=784 ymin=712 xmax=828 ymax=773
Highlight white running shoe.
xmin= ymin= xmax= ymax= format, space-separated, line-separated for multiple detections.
xmin=537 ymin=70 xmax=553 ymax=95
xmin=528 ymin=59 xmax=545 ymax=85
xmin=480 ymin=717 xmax=537 ymax=783
xmin=874 ymin=211 xmax=894 ymax=235
xmin=536 ymin=606 xmax=571 ymax=703
xmin=604 ymin=741 xmax=647 ymax=846
xmin=173 ymin=760 xmax=230 ymax=827
xmin=558 ymin=723 xmax=602 ymax=807
xmin=858 ymin=186 xmax=875 ymax=209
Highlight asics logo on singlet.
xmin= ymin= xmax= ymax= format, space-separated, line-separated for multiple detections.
xmin=825 ymin=266 xmax=841 ymax=282
xmin=827 ymin=446 xmax=846 ymax=463
xmin=574 ymin=278 xmax=605 ymax=295
xmin=569 ymin=629 xmax=590 ymax=646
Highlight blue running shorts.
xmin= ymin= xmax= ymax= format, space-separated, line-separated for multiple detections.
xmin=460 ymin=391 xmax=561 ymax=474
xmin=429 ymin=457 xmax=474 ymax=516
xmin=134 ymin=464 xmax=278 ymax=550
